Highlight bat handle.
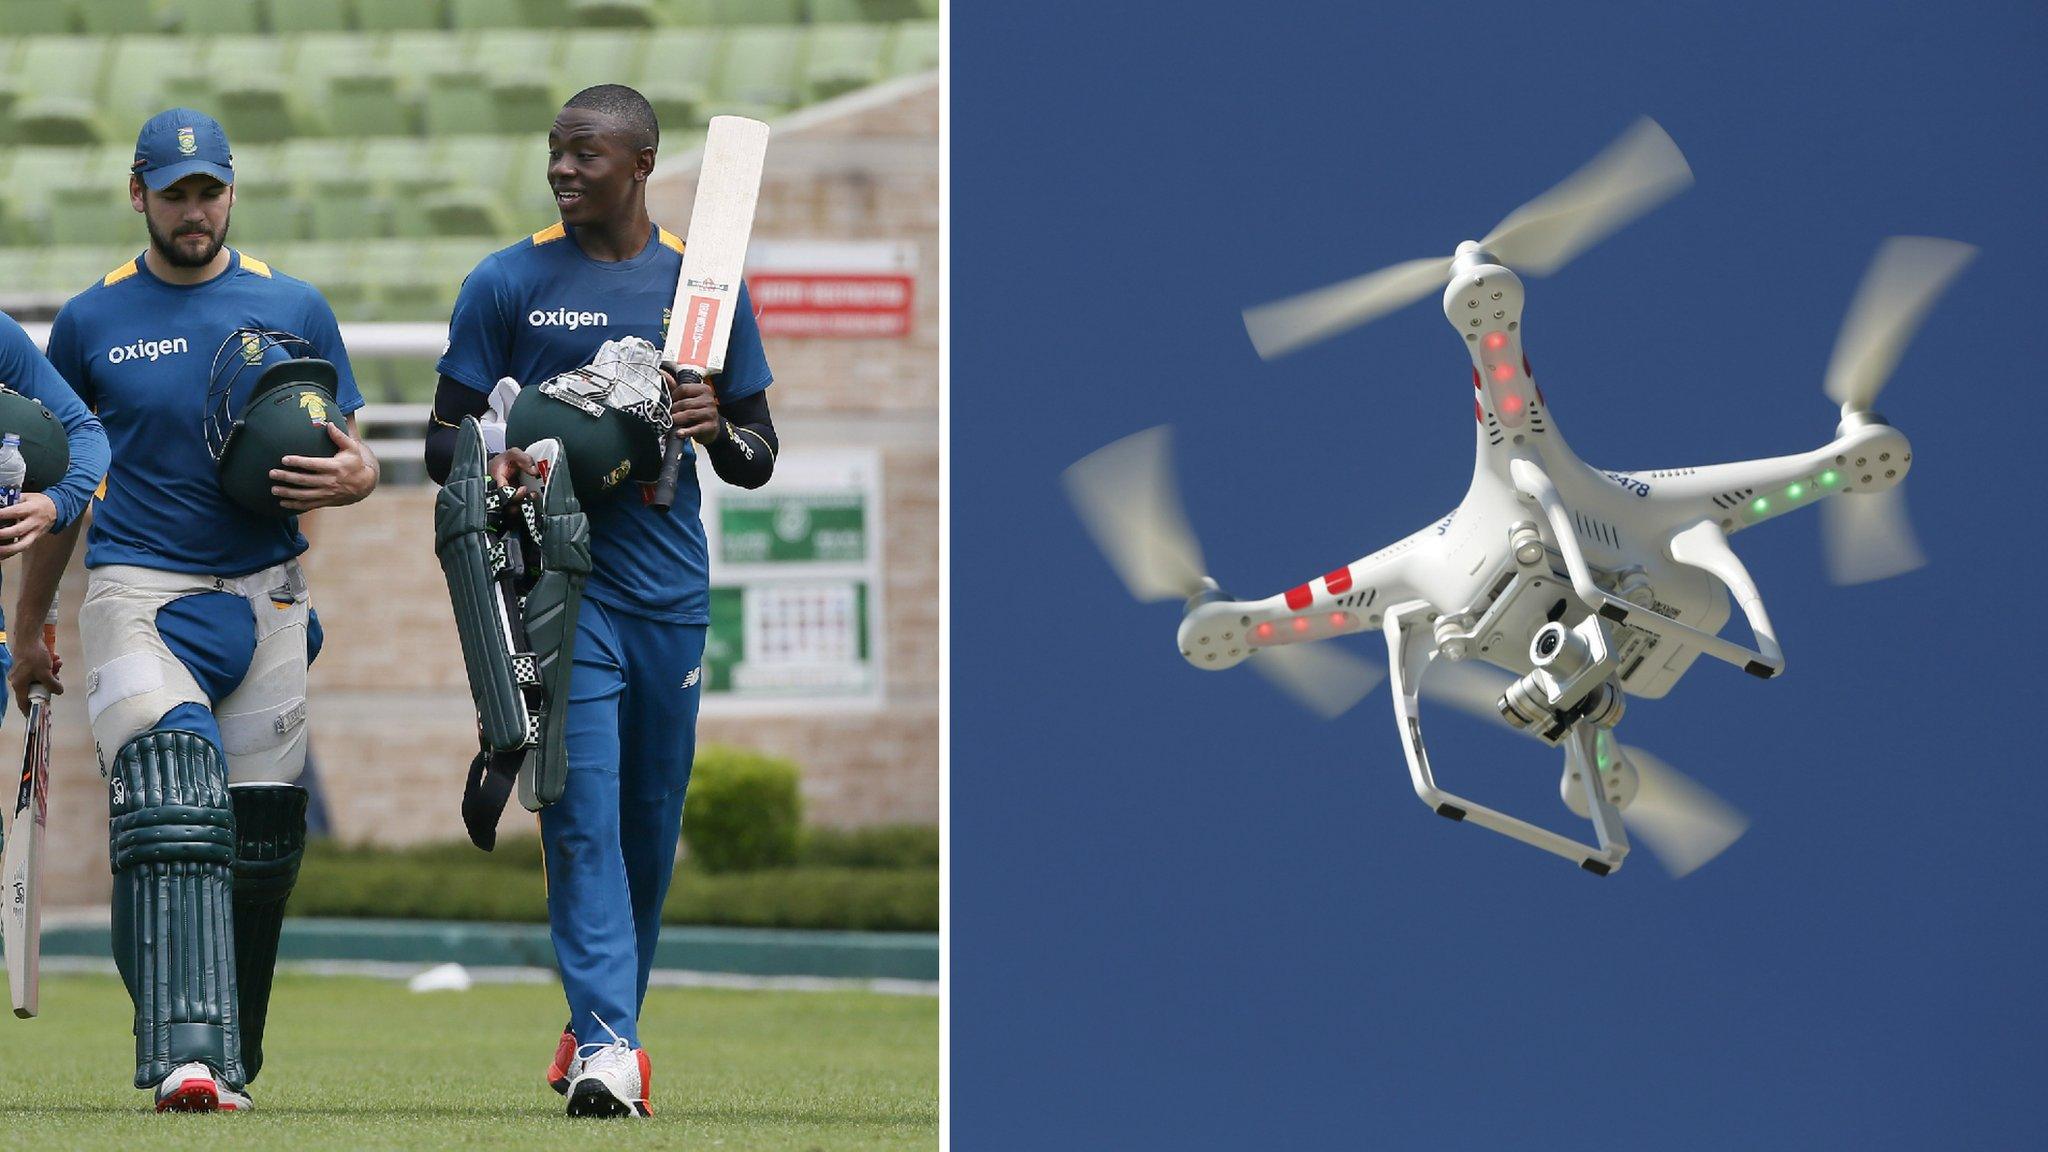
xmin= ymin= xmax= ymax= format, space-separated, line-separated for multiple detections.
xmin=650 ymin=367 xmax=704 ymax=514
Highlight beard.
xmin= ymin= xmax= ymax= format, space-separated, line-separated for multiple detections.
xmin=146 ymin=212 xmax=229 ymax=268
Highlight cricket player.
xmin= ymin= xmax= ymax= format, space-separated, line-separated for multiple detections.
xmin=10 ymin=108 xmax=378 ymax=1112
xmin=423 ymin=84 xmax=777 ymax=1118
xmin=0 ymin=309 xmax=112 ymax=682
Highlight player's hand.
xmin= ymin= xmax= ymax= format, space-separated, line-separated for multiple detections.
xmin=273 ymin=420 xmax=380 ymax=512
xmin=664 ymin=365 xmax=721 ymax=445
xmin=0 ymin=492 xmax=58 ymax=558
xmin=7 ymin=634 xmax=60 ymax=717
xmin=489 ymin=446 xmax=539 ymax=494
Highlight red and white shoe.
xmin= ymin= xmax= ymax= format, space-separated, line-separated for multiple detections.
xmin=564 ymin=1017 xmax=652 ymax=1118
xmin=546 ymin=1029 xmax=580 ymax=1095
xmin=153 ymin=1062 xmax=252 ymax=1113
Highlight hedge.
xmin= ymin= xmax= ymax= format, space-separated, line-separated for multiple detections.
xmin=290 ymin=825 xmax=939 ymax=933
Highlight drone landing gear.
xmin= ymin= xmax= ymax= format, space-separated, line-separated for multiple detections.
xmin=1510 ymin=460 xmax=1786 ymax=679
xmin=1384 ymin=601 xmax=1630 ymax=875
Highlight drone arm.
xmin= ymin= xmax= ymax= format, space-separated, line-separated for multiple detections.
xmin=1383 ymin=601 xmax=1630 ymax=875
xmin=1511 ymin=458 xmax=1783 ymax=679
xmin=1666 ymin=519 xmax=1785 ymax=672
xmin=1629 ymin=420 xmax=1910 ymax=537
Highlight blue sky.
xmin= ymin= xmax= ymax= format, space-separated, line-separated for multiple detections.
xmin=951 ymin=2 xmax=2046 ymax=1147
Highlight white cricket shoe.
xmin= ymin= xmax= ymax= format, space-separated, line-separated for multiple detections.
xmin=564 ymin=1016 xmax=652 ymax=1118
xmin=153 ymin=1062 xmax=252 ymax=1113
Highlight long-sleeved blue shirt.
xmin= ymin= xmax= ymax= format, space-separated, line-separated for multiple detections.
xmin=0 ymin=308 xmax=110 ymax=535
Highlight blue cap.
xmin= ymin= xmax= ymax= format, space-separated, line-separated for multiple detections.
xmin=132 ymin=108 xmax=233 ymax=190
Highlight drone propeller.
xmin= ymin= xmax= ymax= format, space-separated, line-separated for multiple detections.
xmin=1603 ymin=743 xmax=1748 ymax=879
xmin=1421 ymin=661 xmax=1745 ymax=877
xmin=1821 ymin=486 xmax=1925 ymax=586
xmin=1061 ymin=425 xmax=1209 ymax=603
xmin=1247 ymin=643 xmax=1384 ymax=721
xmin=1243 ymin=117 xmax=1694 ymax=359
xmin=1063 ymin=426 xmax=1384 ymax=716
xmin=1823 ymin=236 xmax=1976 ymax=413
xmin=1815 ymin=236 xmax=1974 ymax=585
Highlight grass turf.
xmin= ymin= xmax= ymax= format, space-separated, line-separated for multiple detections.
xmin=0 ymin=972 xmax=937 ymax=1150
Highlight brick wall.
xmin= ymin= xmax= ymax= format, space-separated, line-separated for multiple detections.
xmin=15 ymin=75 xmax=940 ymax=906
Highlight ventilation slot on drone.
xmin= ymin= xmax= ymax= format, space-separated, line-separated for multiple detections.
xmin=1709 ymin=488 xmax=1754 ymax=510
xmin=1572 ymin=512 xmax=1621 ymax=549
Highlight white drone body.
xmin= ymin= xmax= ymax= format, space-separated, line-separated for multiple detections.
xmin=1067 ymin=119 xmax=1973 ymax=877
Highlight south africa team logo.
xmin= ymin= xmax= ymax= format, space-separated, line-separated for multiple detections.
xmin=177 ymin=126 xmax=197 ymax=156
xmin=240 ymin=333 xmax=263 ymax=364
xmin=297 ymin=393 xmax=330 ymax=422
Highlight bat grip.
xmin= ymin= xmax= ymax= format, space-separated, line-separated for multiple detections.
xmin=650 ymin=367 xmax=704 ymax=513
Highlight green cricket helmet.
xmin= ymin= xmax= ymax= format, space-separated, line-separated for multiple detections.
xmin=0 ymin=385 xmax=71 ymax=492
xmin=205 ymin=329 xmax=343 ymax=519
xmin=503 ymin=359 xmax=669 ymax=499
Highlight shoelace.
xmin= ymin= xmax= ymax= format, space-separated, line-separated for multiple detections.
xmin=572 ymin=1014 xmax=647 ymax=1108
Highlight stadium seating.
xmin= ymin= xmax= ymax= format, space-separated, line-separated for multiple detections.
xmin=0 ymin=3 xmax=939 ymax=348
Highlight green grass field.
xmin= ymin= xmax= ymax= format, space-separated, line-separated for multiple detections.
xmin=0 ymin=972 xmax=937 ymax=1151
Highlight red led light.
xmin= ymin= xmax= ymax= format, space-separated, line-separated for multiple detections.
xmin=1490 ymin=362 xmax=1516 ymax=382
xmin=1292 ymin=617 xmax=1310 ymax=633
xmin=1329 ymin=613 xmax=1346 ymax=627
xmin=1500 ymin=393 xmax=1525 ymax=415
xmin=1256 ymin=622 xmax=1274 ymax=639
xmin=1483 ymin=331 xmax=1508 ymax=351
xmin=1472 ymin=368 xmax=1481 ymax=390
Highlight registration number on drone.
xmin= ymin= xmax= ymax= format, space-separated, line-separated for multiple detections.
xmin=1602 ymin=471 xmax=1651 ymax=498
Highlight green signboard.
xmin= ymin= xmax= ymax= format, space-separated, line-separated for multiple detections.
xmin=720 ymin=494 xmax=866 ymax=564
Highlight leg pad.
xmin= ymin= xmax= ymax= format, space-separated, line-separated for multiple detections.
xmin=230 ymin=783 xmax=307 ymax=1085
xmin=110 ymin=730 xmax=242 ymax=1089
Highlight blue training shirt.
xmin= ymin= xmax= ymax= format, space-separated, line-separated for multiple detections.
xmin=0 ymin=308 xmax=112 ymax=667
xmin=0 ymin=309 xmax=110 ymax=534
xmin=438 ymin=221 xmax=774 ymax=625
xmin=46 ymin=250 xmax=364 ymax=577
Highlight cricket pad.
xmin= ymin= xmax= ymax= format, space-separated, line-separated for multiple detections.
xmin=109 ymin=729 xmax=243 ymax=1088
xmin=516 ymin=443 xmax=590 ymax=813
xmin=230 ymin=783 xmax=307 ymax=1085
xmin=435 ymin=417 xmax=533 ymax=752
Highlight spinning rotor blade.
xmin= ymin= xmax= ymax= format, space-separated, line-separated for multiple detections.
xmin=1062 ymin=426 xmax=1210 ymax=602
xmin=1616 ymin=745 xmax=1748 ymax=879
xmin=1823 ymin=236 xmax=1976 ymax=411
xmin=1242 ymin=256 xmax=1453 ymax=361
xmin=1479 ymin=117 xmax=1694 ymax=277
xmin=1242 ymin=118 xmax=1690 ymax=360
xmin=1821 ymin=486 xmax=1926 ymax=585
xmin=1248 ymin=643 xmax=1385 ymax=720
xmin=1418 ymin=659 xmax=1527 ymax=731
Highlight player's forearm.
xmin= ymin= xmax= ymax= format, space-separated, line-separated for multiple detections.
xmin=425 ymin=374 xmax=490 ymax=486
xmin=347 ymin=415 xmax=382 ymax=501
xmin=704 ymin=390 xmax=777 ymax=490
xmin=45 ymin=408 xmax=109 ymax=533
xmin=13 ymin=513 xmax=83 ymax=630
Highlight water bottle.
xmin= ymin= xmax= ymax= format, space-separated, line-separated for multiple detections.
xmin=0 ymin=434 xmax=24 ymax=509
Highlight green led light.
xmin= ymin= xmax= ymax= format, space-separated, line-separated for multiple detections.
xmin=1751 ymin=497 xmax=1770 ymax=515
xmin=1786 ymin=483 xmax=1805 ymax=499
xmin=1820 ymin=470 xmax=1839 ymax=487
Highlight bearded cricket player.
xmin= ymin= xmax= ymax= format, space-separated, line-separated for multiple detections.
xmin=11 ymin=108 xmax=379 ymax=1111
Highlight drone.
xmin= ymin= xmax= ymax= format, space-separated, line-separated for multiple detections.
xmin=1065 ymin=118 xmax=1973 ymax=878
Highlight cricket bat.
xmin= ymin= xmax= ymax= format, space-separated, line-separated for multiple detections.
xmin=2 ymin=599 xmax=56 ymax=1018
xmin=651 ymin=114 xmax=770 ymax=513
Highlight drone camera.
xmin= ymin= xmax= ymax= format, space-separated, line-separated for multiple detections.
xmin=1529 ymin=620 xmax=1592 ymax=678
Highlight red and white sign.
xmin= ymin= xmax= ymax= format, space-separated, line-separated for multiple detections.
xmin=747 ymin=240 xmax=918 ymax=339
